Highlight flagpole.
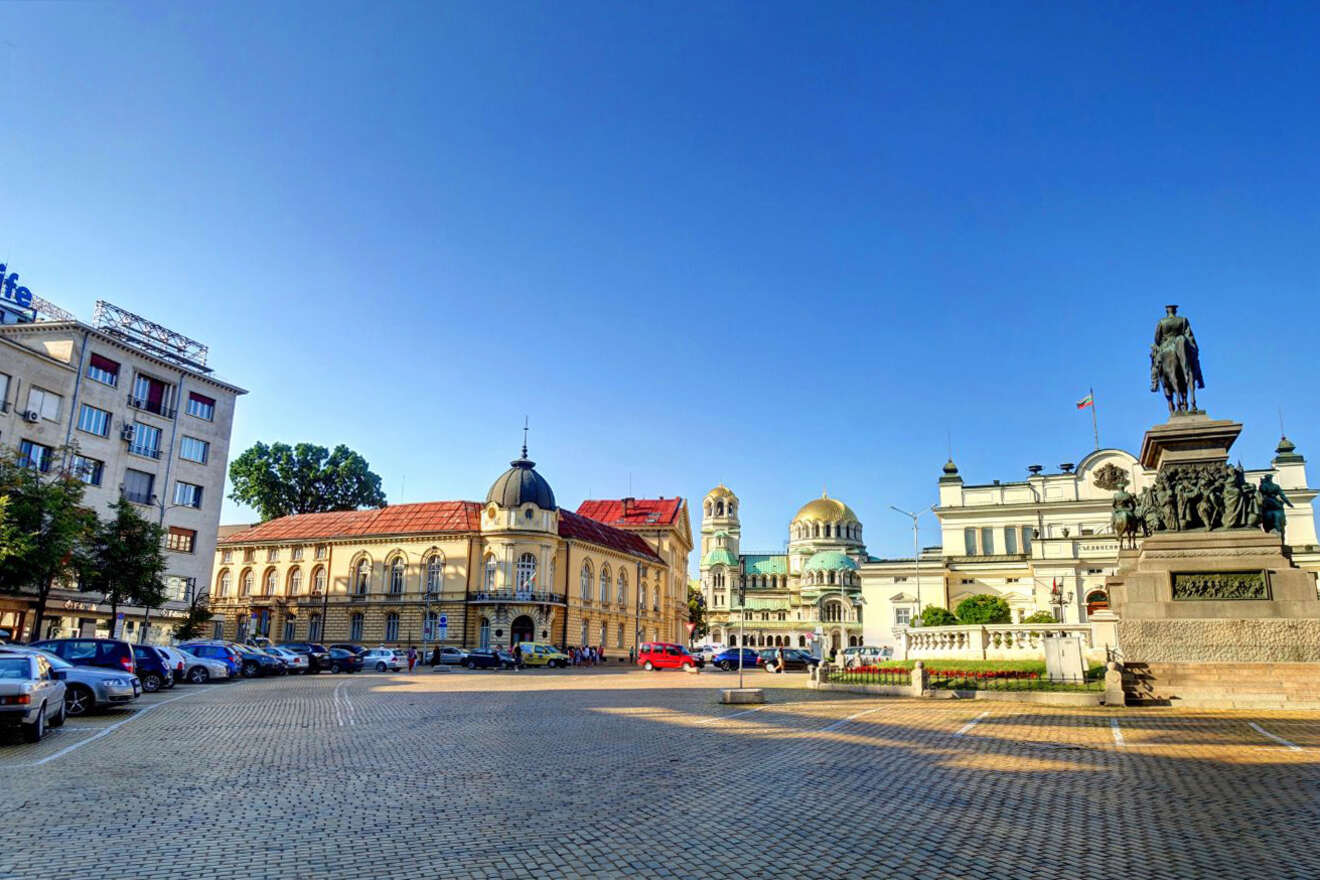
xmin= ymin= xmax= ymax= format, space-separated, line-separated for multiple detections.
xmin=1090 ymin=386 xmax=1100 ymax=450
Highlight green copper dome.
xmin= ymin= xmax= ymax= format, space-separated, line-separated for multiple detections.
xmin=803 ymin=550 xmax=859 ymax=572
xmin=702 ymin=548 xmax=738 ymax=568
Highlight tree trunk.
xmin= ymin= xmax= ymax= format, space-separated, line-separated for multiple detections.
xmin=28 ymin=575 xmax=54 ymax=643
xmin=108 ymin=593 xmax=120 ymax=638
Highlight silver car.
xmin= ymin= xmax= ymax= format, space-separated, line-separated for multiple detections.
xmin=175 ymin=648 xmax=231 ymax=683
xmin=1 ymin=646 xmax=139 ymax=716
xmin=0 ymin=652 xmax=66 ymax=741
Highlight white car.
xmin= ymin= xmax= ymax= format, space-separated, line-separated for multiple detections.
xmin=266 ymin=647 xmax=309 ymax=674
xmin=0 ymin=652 xmax=66 ymax=742
xmin=362 ymin=648 xmax=404 ymax=672
xmin=691 ymin=644 xmax=724 ymax=662
xmin=175 ymin=648 xmax=231 ymax=683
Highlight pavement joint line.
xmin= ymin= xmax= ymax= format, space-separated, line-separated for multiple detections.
xmin=821 ymin=706 xmax=883 ymax=732
xmin=697 ymin=705 xmax=768 ymax=724
xmin=4 ymin=690 xmax=202 ymax=768
xmin=1249 ymin=721 xmax=1301 ymax=750
xmin=1111 ymin=718 xmax=1125 ymax=748
xmin=954 ymin=710 xmax=990 ymax=736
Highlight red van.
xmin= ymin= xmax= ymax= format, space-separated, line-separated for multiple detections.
xmin=637 ymin=642 xmax=701 ymax=671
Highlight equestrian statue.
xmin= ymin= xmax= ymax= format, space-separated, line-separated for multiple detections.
xmin=1150 ymin=304 xmax=1205 ymax=415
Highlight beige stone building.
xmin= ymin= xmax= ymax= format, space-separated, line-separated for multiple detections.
xmin=210 ymin=447 xmax=691 ymax=653
xmin=0 ymin=301 xmax=245 ymax=642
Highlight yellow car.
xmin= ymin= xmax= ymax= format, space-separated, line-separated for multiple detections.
xmin=516 ymin=642 xmax=569 ymax=668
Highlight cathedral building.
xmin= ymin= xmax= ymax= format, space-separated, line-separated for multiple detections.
xmin=698 ymin=486 xmax=868 ymax=655
xmin=210 ymin=446 xmax=690 ymax=653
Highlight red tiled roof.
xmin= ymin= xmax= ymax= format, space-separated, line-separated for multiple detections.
xmin=575 ymin=497 xmax=684 ymax=529
xmin=217 ymin=502 xmax=482 ymax=544
xmin=559 ymin=510 xmax=663 ymax=563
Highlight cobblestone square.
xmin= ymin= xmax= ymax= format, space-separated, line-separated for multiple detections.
xmin=4 ymin=668 xmax=1320 ymax=879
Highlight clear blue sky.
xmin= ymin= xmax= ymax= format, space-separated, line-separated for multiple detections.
xmin=3 ymin=2 xmax=1318 ymax=567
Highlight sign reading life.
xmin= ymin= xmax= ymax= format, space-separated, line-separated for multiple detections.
xmin=0 ymin=264 xmax=34 ymax=310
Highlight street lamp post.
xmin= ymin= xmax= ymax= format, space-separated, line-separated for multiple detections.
xmin=890 ymin=505 xmax=934 ymax=615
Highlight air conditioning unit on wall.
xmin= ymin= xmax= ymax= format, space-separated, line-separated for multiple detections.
xmin=21 ymin=410 xmax=40 ymax=423
xmin=119 ymin=424 xmax=135 ymax=441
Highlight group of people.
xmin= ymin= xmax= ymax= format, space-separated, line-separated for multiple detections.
xmin=567 ymin=645 xmax=604 ymax=666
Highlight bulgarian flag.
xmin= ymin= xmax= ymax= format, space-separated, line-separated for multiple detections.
xmin=1076 ymin=393 xmax=1094 ymax=410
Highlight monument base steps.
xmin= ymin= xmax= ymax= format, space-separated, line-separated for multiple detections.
xmin=1125 ymin=661 xmax=1320 ymax=707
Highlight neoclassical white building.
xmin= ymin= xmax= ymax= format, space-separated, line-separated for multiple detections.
xmin=861 ymin=437 xmax=1320 ymax=653
xmin=699 ymin=486 xmax=868 ymax=654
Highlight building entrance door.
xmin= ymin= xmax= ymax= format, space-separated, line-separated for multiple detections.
xmin=511 ymin=615 xmax=535 ymax=645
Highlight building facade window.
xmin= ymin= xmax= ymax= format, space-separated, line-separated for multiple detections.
xmin=599 ymin=622 xmax=607 ymax=647
xmin=217 ymin=570 xmax=231 ymax=597
xmin=290 ymin=546 xmax=304 ymax=561
xmin=980 ymin=527 xmax=995 ymax=555
xmin=1021 ymin=526 xmax=1033 ymax=555
xmin=173 ymin=481 xmax=204 ymax=508
xmin=355 ymin=559 xmax=370 ymax=595
xmin=581 ymin=620 xmax=589 ymax=646
xmin=390 ymin=557 xmax=405 ymax=594
xmin=483 ymin=555 xmax=496 ymax=590
xmin=639 ymin=585 xmax=647 ymax=611
xmin=964 ymin=528 xmax=977 ymax=556
xmin=350 ymin=613 xmax=364 ymax=642
xmin=385 ymin=613 xmax=399 ymax=642
xmin=425 ymin=555 xmax=443 ymax=594
xmin=599 ymin=565 xmax=610 ymax=603
xmin=263 ymin=569 xmax=277 ymax=596
xmin=179 ymin=436 xmax=209 ymax=464
xmin=72 ymin=455 xmax=104 ymax=486
xmin=312 ymin=566 xmax=325 ymax=595
xmin=76 ymin=404 xmax=111 ymax=437
xmin=283 ymin=619 xmax=296 ymax=642
xmin=130 ymin=422 xmax=162 ymax=459
xmin=479 ymin=617 xmax=490 ymax=649
xmin=240 ymin=570 xmax=253 ymax=596
xmin=617 ymin=570 xmax=627 ymax=606
xmin=86 ymin=353 xmax=120 ymax=386
xmin=130 ymin=373 xmax=175 ymax=417
xmin=25 ymin=387 xmax=61 ymax=422
xmin=617 ymin=623 xmax=625 ymax=648
xmin=516 ymin=553 xmax=537 ymax=592
xmin=122 ymin=468 xmax=155 ymax=505
xmin=19 ymin=440 xmax=53 ymax=473
xmin=1004 ymin=527 xmax=1018 ymax=555
xmin=288 ymin=568 xmax=302 ymax=595
xmin=186 ymin=392 xmax=215 ymax=421
xmin=309 ymin=613 xmax=322 ymax=641
xmin=580 ymin=562 xmax=592 ymax=599
xmin=895 ymin=607 xmax=911 ymax=626
xmin=266 ymin=548 xmax=279 ymax=562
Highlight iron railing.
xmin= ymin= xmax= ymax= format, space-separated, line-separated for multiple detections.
xmin=827 ymin=666 xmax=912 ymax=686
xmin=928 ymin=670 xmax=1102 ymax=692
xmin=469 ymin=590 xmax=566 ymax=605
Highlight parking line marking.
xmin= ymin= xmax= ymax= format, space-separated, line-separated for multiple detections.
xmin=1111 ymin=719 xmax=1125 ymax=748
xmin=698 ymin=705 xmax=768 ymax=724
xmin=821 ymin=707 xmax=882 ymax=732
xmin=332 ymin=680 xmax=346 ymax=727
xmin=1250 ymin=722 xmax=1301 ymax=751
xmin=16 ymin=691 xmax=201 ymax=768
xmin=954 ymin=711 xmax=990 ymax=736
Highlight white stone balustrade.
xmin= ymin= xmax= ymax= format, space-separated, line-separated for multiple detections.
xmin=900 ymin=623 xmax=1101 ymax=661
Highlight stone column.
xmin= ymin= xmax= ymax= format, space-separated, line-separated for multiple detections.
xmin=910 ymin=661 xmax=927 ymax=698
xmin=1104 ymin=661 xmax=1126 ymax=707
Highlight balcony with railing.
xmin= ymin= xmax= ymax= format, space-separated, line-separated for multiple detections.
xmin=127 ymin=392 xmax=177 ymax=420
xmin=469 ymin=589 xmax=566 ymax=606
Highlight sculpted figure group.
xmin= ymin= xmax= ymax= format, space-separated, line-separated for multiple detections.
xmin=1110 ymin=466 xmax=1292 ymax=549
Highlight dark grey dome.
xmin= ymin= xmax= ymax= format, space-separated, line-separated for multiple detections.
xmin=486 ymin=447 xmax=556 ymax=510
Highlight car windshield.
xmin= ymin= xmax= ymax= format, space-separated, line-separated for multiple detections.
xmin=0 ymin=657 xmax=30 ymax=679
xmin=3 ymin=648 xmax=73 ymax=670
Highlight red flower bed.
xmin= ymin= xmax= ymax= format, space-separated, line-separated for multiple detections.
xmin=846 ymin=666 xmax=1041 ymax=680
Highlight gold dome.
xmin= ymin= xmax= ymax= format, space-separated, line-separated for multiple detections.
xmin=705 ymin=484 xmax=737 ymax=500
xmin=792 ymin=492 xmax=859 ymax=524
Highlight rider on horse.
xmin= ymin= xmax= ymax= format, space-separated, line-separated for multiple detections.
xmin=1150 ymin=305 xmax=1205 ymax=413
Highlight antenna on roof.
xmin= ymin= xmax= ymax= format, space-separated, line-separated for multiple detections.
xmin=521 ymin=416 xmax=529 ymax=458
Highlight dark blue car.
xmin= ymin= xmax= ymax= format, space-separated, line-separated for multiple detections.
xmin=131 ymin=645 xmax=175 ymax=693
xmin=711 ymin=648 xmax=762 ymax=671
xmin=180 ymin=642 xmax=242 ymax=677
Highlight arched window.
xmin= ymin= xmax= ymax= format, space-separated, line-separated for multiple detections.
xmin=240 ymin=569 xmax=253 ymax=597
xmin=580 ymin=562 xmax=593 ymax=599
xmin=484 ymin=555 xmax=496 ymax=590
xmin=288 ymin=568 xmax=302 ymax=596
xmin=312 ymin=566 xmax=326 ymax=595
xmin=390 ymin=557 xmax=405 ymax=594
xmin=426 ymin=555 xmax=443 ymax=594
xmin=599 ymin=621 xmax=607 ymax=647
xmin=639 ymin=584 xmax=647 ymax=611
xmin=516 ymin=553 xmax=537 ymax=592
xmin=263 ymin=569 xmax=277 ymax=596
xmin=617 ymin=569 xmax=627 ymax=606
xmin=600 ymin=565 xmax=611 ymax=603
xmin=217 ymin=570 xmax=231 ymax=597
xmin=385 ymin=612 xmax=399 ymax=642
xmin=350 ymin=613 xmax=364 ymax=641
xmin=617 ymin=623 xmax=624 ymax=648
xmin=798 ymin=635 xmax=806 ymax=648
xmin=355 ymin=559 xmax=371 ymax=595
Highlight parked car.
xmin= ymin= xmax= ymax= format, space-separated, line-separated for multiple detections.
xmin=265 ymin=647 xmax=308 ymax=674
xmin=330 ymin=643 xmax=367 ymax=656
xmin=228 ymin=643 xmax=283 ymax=677
xmin=432 ymin=647 xmax=468 ymax=665
xmin=30 ymin=637 xmax=136 ymax=676
xmin=840 ymin=645 xmax=885 ymax=668
xmin=0 ymin=652 xmax=66 ymax=742
xmin=361 ymin=648 xmax=403 ymax=672
xmin=0 ymin=646 xmax=139 ymax=716
xmin=710 ymin=648 xmax=762 ymax=671
xmin=129 ymin=645 xmax=175 ymax=693
xmin=690 ymin=644 xmax=724 ymax=663
xmin=517 ymin=642 xmax=569 ymax=668
xmin=179 ymin=642 xmax=242 ymax=677
xmin=758 ymin=648 xmax=818 ymax=672
xmin=463 ymin=649 xmax=515 ymax=670
xmin=244 ymin=636 xmax=273 ymax=650
xmin=153 ymin=645 xmax=188 ymax=684
xmin=174 ymin=648 xmax=230 ymax=684
xmin=327 ymin=648 xmax=363 ymax=674
xmin=637 ymin=642 xmax=701 ymax=671
xmin=281 ymin=642 xmax=332 ymax=673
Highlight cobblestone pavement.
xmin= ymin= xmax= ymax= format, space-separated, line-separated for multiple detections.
xmin=4 ymin=666 xmax=1320 ymax=879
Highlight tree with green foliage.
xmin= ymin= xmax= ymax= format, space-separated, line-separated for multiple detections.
xmin=228 ymin=442 xmax=387 ymax=521
xmin=687 ymin=582 xmax=708 ymax=643
xmin=83 ymin=497 xmax=169 ymax=628
xmin=919 ymin=605 xmax=958 ymax=627
xmin=1022 ymin=610 xmax=1057 ymax=624
xmin=173 ymin=587 xmax=214 ymax=642
xmin=0 ymin=451 xmax=97 ymax=642
xmin=955 ymin=594 xmax=1013 ymax=625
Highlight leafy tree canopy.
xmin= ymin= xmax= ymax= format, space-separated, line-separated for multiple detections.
xmin=1022 ymin=610 xmax=1057 ymax=624
xmin=228 ymin=442 xmax=387 ymax=521
xmin=955 ymin=594 xmax=1013 ymax=625
xmin=83 ymin=497 xmax=169 ymax=615
xmin=919 ymin=605 xmax=958 ymax=627
xmin=687 ymin=583 xmax=708 ymax=642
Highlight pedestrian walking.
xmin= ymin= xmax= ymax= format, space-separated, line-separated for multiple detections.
xmin=430 ymin=646 xmax=441 ymax=667
xmin=513 ymin=641 xmax=523 ymax=670
xmin=407 ymin=645 xmax=417 ymax=673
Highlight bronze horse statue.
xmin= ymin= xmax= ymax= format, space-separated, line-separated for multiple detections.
xmin=1150 ymin=305 xmax=1205 ymax=415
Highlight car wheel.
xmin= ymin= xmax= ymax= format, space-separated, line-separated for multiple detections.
xmin=376 ymin=662 xmax=387 ymax=672
xmin=142 ymin=672 xmax=162 ymax=693
xmin=719 ymin=661 xmax=732 ymax=671
xmin=188 ymin=666 xmax=210 ymax=684
xmin=464 ymin=660 xmax=475 ymax=669
xmin=643 ymin=661 xmax=655 ymax=671
xmin=242 ymin=661 xmax=258 ymax=678
xmin=64 ymin=684 xmax=93 ymax=717
xmin=23 ymin=703 xmax=46 ymax=743
xmin=49 ymin=700 xmax=65 ymax=728
xmin=330 ymin=662 xmax=342 ymax=674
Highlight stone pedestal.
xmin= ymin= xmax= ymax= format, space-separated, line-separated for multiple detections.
xmin=1138 ymin=413 xmax=1242 ymax=470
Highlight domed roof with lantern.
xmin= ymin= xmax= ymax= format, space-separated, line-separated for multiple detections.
xmin=791 ymin=491 xmax=859 ymax=525
xmin=486 ymin=441 xmax=556 ymax=510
